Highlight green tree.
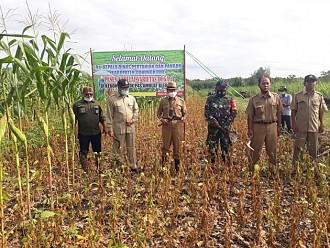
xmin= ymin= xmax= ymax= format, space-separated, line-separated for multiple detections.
xmin=247 ymin=67 xmax=271 ymax=86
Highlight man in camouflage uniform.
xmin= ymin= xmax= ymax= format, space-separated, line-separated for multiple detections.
xmin=205 ymin=80 xmax=237 ymax=163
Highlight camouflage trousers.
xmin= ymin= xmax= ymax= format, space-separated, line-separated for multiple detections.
xmin=206 ymin=127 xmax=231 ymax=162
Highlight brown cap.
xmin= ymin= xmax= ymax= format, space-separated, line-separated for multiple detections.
xmin=167 ymin=81 xmax=177 ymax=89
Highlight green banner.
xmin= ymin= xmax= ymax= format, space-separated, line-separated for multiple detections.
xmin=92 ymin=50 xmax=185 ymax=98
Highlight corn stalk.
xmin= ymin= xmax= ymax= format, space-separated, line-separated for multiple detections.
xmin=0 ymin=115 xmax=7 ymax=246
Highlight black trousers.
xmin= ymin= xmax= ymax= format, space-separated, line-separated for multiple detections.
xmin=78 ymin=132 xmax=102 ymax=154
xmin=281 ymin=115 xmax=292 ymax=131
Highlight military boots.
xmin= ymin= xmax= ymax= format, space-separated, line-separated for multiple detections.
xmin=79 ymin=151 xmax=88 ymax=172
xmin=174 ymin=159 xmax=180 ymax=172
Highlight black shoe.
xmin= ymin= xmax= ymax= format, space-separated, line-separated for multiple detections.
xmin=174 ymin=159 xmax=180 ymax=172
xmin=161 ymin=157 xmax=167 ymax=165
xmin=130 ymin=167 xmax=140 ymax=173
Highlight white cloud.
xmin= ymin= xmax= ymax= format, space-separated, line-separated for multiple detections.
xmin=2 ymin=0 xmax=330 ymax=79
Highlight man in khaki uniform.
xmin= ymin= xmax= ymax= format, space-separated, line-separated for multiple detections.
xmin=157 ymin=81 xmax=187 ymax=172
xmin=245 ymin=76 xmax=283 ymax=169
xmin=291 ymin=74 xmax=328 ymax=165
xmin=106 ymin=79 xmax=139 ymax=172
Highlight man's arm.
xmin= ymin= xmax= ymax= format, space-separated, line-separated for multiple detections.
xmin=204 ymin=97 xmax=218 ymax=126
xmin=230 ymin=97 xmax=238 ymax=121
xmin=319 ymin=111 xmax=325 ymax=133
xmin=106 ymin=97 xmax=114 ymax=136
xmin=247 ymin=115 xmax=253 ymax=138
xmin=291 ymin=110 xmax=297 ymax=132
xmin=181 ymin=99 xmax=187 ymax=122
xmin=290 ymin=94 xmax=298 ymax=132
xmin=276 ymin=96 xmax=283 ymax=135
xmin=132 ymin=96 xmax=139 ymax=122
xmin=276 ymin=110 xmax=282 ymax=135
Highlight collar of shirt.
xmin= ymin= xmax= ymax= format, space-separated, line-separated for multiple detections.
xmin=115 ymin=93 xmax=129 ymax=98
xmin=303 ymin=89 xmax=315 ymax=95
xmin=257 ymin=92 xmax=271 ymax=98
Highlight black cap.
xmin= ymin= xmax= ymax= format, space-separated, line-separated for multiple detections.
xmin=216 ymin=80 xmax=228 ymax=88
xmin=304 ymin=74 xmax=317 ymax=82
xmin=117 ymin=79 xmax=129 ymax=87
xmin=278 ymin=86 xmax=287 ymax=92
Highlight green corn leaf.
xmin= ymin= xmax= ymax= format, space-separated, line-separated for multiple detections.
xmin=40 ymin=210 xmax=55 ymax=218
xmin=13 ymin=58 xmax=30 ymax=75
xmin=57 ymin=32 xmax=70 ymax=52
xmin=8 ymin=118 xmax=26 ymax=144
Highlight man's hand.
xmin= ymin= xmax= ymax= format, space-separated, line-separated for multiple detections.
xmin=292 ymin=121 xmax=298 ymax=133
xmin=181 ymin=116 xmax=187 ymax=123
xmin=126 ymin=119 xmax=135 ymax=127
xmin=160 ymin=118 xmax=169 ymax=124
xmin=277 ymin=126 xmax=282 ymax=136
xmin=319 ymin=124 xmax=325 ymax=133
xmin=211 ymin=120 xmax=221 ymax=129
xmin=107 ymin=130 xmax=114 ymax=137
xmin=103 ymin=126 xmax=108 ymax=135
xmin=219 ymin=126 xmax=230 ymax=138
xmin=248 ymin=129 xmax=253 ymax=138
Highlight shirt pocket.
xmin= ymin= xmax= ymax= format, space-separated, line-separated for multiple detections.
xmin=297 ymin=100 xmax=308 ymax=112
xmin=311 ymin=99 xmax=320 ymax=112
xmin=114 ymin=102 xmax=125 ymax=113
xmin=174 ymin=104 xmax=183 ymax=117
xmin=78 ymin=105 xmax=86 ymax=114
xmin=162 ymin=104 xmax=170 ymax=116
xmin=127 ymin=103 xmax=134 ymax=111
xmin=270 ymin=101 xmax=277 ymax=117
xmin=254 ymin=102 xmax=264 ymax=118
xmin=93 ymin=105 xmax=99 ymax=115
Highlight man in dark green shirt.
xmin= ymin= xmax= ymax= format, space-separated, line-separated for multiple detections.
xmin=73 ymin=86 xmax=107 ymax=172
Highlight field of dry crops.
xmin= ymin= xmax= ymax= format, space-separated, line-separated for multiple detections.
xmin=1 ymin=96 xmax=329 ymax=247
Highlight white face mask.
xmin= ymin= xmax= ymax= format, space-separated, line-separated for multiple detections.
xmin=168 ymin=91 xmax=177 ymax=98
xmin=121 ymin=89 xmax=129 ymax=96
xmin=84 ymin=97 xmax=93 ymax=102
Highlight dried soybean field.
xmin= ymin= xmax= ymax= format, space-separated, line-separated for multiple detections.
xmin=1 ymin=96 xmax=329 ymax=248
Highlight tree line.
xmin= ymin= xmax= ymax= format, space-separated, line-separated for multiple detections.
xmin=187 ymin=67 xmax=330 ymax=90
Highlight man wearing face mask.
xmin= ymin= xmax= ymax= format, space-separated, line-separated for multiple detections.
xmin=73 ymin=86 xmax=107 ymax=172
xmin=157 ymin=81 xmax=187 ymax=172
xmin=278 ymin=86 xmax=292 ymax=133
xmin=291 ymin=74 xmax=328 ymax=166
xmin=245 ymin=76 xmax=283 ymax=171
xmin=106 ymin=79 xmax=139 ymax=172
xmin=205 ymin=80 xmax=237 ymax=163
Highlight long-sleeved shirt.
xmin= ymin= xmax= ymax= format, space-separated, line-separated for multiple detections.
xmin=106 ymin=93 xmax=139 ymax=134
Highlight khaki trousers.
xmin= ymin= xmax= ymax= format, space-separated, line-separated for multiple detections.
xmin=292 ymin=131 xmax=318 ymax=164
xmin=250 ymin=123 xmax=278 ymax=166
xmin=113 ymin=133 xmax=137 ymax=169
xmin=161 ymin=121 xmax=184 ymax=160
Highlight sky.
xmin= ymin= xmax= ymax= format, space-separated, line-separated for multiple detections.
xmin=3 ymin=0 xmax=330 ymax=80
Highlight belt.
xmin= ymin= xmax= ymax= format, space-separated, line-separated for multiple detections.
xmin=163 ymin=116 xmax=182 ymax=121
xmin=254 ymin=120 xmax=276 ymax=125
